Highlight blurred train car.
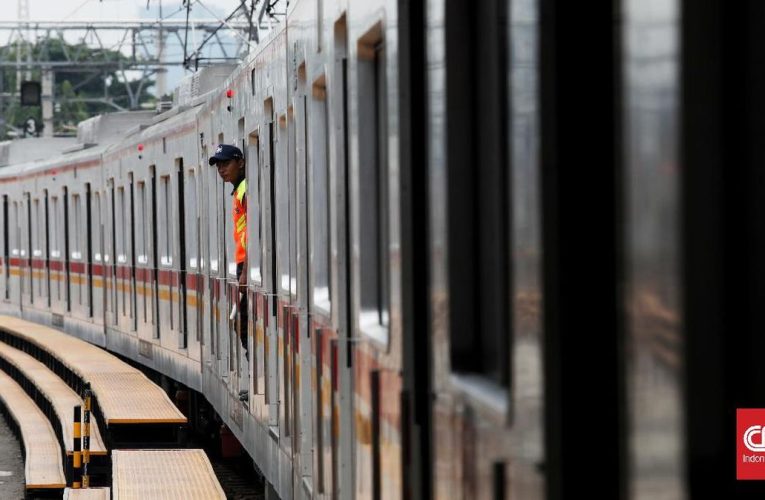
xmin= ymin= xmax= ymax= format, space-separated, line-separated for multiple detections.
xmin=2 ymin=0 xmax=762 ymax=498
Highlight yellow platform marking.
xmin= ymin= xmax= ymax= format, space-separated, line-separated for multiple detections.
xmin=112 ymin=449 xmax=225 ymax=500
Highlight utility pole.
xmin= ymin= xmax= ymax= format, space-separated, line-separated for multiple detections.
xmin=16 ymin=0 xmax=29 ymax=93
xmin=156 ymin=0 xmax=167 ymax=98
xmin=41 ymin=68 xmax=52 ymax=137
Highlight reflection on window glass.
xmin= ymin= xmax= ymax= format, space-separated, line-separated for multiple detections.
xmin=624 ymin=0 xmax=685 ymax=497
xmin=357 ymin=27 xmax=390 ymax=343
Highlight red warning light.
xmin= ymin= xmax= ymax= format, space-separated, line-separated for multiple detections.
xmin=226 ymin=89 xmax=234 ymax=98
xmin=137 ymin=143 xmax=144 ymax=152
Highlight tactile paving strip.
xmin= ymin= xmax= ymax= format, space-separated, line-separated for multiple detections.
xmin=63 ymin=487 xmax=111 ymax=499
xmin=0 ymin=370 xmax=65 ymax=489
xmin=112 ymin=449 xmax=226 ymax=500
xmin=88 ymin=372 xmax=188 ymax=423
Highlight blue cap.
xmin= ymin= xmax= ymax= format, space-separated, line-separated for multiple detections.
xmin=209 ymin=144 xmax=244 ymax=165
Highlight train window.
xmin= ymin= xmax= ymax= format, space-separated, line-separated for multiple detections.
xmin=136 ymin=182 xmax=147 ymax=265
xmin=445 ymin=0 xmax=510 ymax=386
xmin=276 ymin=113 xmax=291 ymax=293
xmin=12 ymin=200 xmax=17 ymax=261
xmin=93 ymin=192 xmax=102 ymax=314
xmin=50 ymin=196 xmax=59 ymax=301
xmin=116 ymin=188 xmax=125 ymax=266
xmin=136 ymin=181 xmax=147 ymax=323
xmin=247 ymin=131 xmax=262 ymax=284
xmin=74 ymin=192 xmax=82 ymax=305
xmin=159 ymin=176 xmax=172 ymax=266
xmin=356 ymin=23 xmax=390 ymax=344
xmin=310 ymin=74 xmax=331 ymax=315
xmin=207 ymin=156 xmax=219 ymax=273
xmin=33 ymin=199 xmax=39 ymax=259
xmin=50 ymin=196 xmax=58 ymax=258
xmin=117 ymin=187 xmax=126 ymax=315
xmin=93 ymin=193 xmax=101 ymax=261
xmin=288 ymin=108 xmax=297 ymax=297
xmin=238 ymin=118 xmax=245 ymax=152
xmin=72 ymin=194 xmax=81 ymax=261
xmin=33 ymin=198 xmax=41 ymax=300
xmin=186 ymin=170 xmax=198 ymax=266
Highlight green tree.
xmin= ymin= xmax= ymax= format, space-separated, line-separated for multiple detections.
xmin=0 ymin=38 xmax=155 ymax=138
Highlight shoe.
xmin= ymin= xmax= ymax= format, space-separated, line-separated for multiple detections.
xmin=238 ymin=390 xmax=249 ymax=402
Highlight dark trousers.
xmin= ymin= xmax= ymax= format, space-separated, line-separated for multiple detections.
xmin=236 ymin=263 xmax=248 ymax=359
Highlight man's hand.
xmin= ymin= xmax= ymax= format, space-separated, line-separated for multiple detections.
xmin=239 ymin=258 xmax=248 ymax=294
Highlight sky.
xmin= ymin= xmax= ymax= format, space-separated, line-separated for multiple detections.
xmin=0 ymin=0 xmax=236 ymax=22
xmin=0 ymin=0 xmax=255 ymax=95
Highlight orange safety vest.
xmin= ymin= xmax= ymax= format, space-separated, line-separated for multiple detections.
xmin=232 ymin=179 xmax=247 ymax=264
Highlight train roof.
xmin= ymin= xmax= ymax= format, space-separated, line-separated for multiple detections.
xmin=0 ymin=137 xmax=77 ymax=168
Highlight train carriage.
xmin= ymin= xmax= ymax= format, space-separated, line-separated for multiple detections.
xmin=49 ymin=146 xmax=109 ymax=346
xmin=2 ymin=0 xmax=750 ymax=498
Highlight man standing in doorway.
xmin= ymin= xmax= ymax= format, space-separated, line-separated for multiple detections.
xmin=209 ymin=143 xmax=249 ymax=402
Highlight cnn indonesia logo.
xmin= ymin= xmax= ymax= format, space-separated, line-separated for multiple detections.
xmin=737 ymin=409 xmax=765 ymax=479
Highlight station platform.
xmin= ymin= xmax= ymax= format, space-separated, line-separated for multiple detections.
xmin=0 ymin=370 xmax=66 ymax=493
xmin=112 ymin=449 xmax=226 ymax=499
xmin=0 ymin=316 xmax=186 ymax=433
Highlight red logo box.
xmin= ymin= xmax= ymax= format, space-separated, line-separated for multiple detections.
xmin=737 ymin=409 xmax=765 ymax=479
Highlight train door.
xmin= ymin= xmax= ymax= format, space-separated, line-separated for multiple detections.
xmin=33 ymin=196 xmax=43 ymax=306
xmin=275 ymin=107 xmax=294 ymax=449
xmin=234 ymin=118 xmax=246 ymax=392
xmin=85 ymin=184 xmax=92 ymax=318
xmin=158 ymin=173 xmax=175 ymax=345
xmin=198 ymin=145 xmax=210 ymax=363
xmin=49 ymin=193 xmax=62 ymax=314
xmin=43 ymin=190 xmax=50 ymax=309
xmin=128 ymin=175 xmax=137 ymax=332
xmin=264 ymin=98 xmax=279 ymax=429
xmin=71 ymin=191 xmax=83 ymax=318
xmin=106 ymin=179 xmax=117 ymax=327
xmin=398 ymin=0 xmax=431 ymax=496
xmin=92 ymin=190 xmax=104 ymax=322
xmin=115 ymin=184 xmax=127 ymax=328
xmin=150 ymin=167 xmax=160 ymax=339
xmin=204 ymin=144 xmax=217 ymax=363
xmin=308 ymin=70 xmax=334 ymax=496
xmin=22 ymin=192 xmax=32 ymax=308
xmin=333 ymin=15 xmax=355 ymax=498
xmin=63 ymin=186 xmax=71 ymax=313
xmin=246 ymin=129 xmax=262 ymax=405
xmin=184 ymin=166 xmax=200 ymax=354
xmin=10 ymin=199 xmax=21 ymax=308
xmin=134 ymin=178 xmax=149 ymax=337
xmin=207 ymin=138 xmax=225 ymax=373
xmin=294 ymin=69 xmax=313 ymax=483
xmin=177 ymin=158 xmax=189 ymax=349
xmin=2 ymin=195 xmax=8 ymax=303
